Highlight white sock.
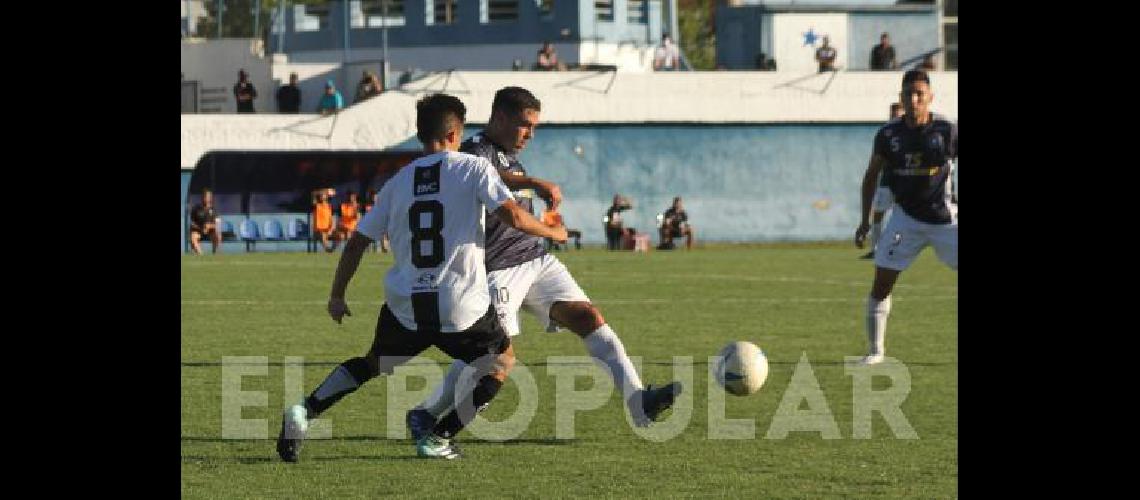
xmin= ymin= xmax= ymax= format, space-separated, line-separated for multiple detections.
xmin=870 ymin=220 xmax=882 ymax=250
xmin=311 ymin=366 xmax=362 ymax=402
xmin=421 ymin=359 xmax=467 ymax=418
xmin=866 ymin=295 xmax=892 ymax=356
xmin=583 ymin=325 xmax=644 ymax=400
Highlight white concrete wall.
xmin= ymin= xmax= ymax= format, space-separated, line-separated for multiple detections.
xmin=284 ymin=43 xmax=573 ymax=72
xmin=181 ymin=38 xmax=274 ymax=113
xmin=182 ymin=70 xmax=958 ymax=169
xmin=577 ymin=41 xmax=656 ymax=71
xmin=283 ymin=41 xmax=656 ymax=73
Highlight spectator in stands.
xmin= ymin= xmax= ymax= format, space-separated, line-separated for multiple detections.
xmin=312 ymin=190 xmax=337 ymax=252
xmin=604 ymin=194 xmax=633 ymax=250
xmin=542 ymin=209 xmax=582 ymax=250
xmin=317 ymin=80 xmax=345 ymax=116
xmin=353 ymin=70 xmax=383 ymax=104
xmin=536 ymin=42 xmax=566 ymax=71
xmin=654 ymin=33 xmax=681 ymax=71
xmin=816 ymin=36 xmax=838 ymax=72
xmin=234 ymin=69 xmax=257 ymax=113
xmin=334 ymin=191 xmax=360 ymax=242
xmin=276 ymin=72 xmax=302 ymax=113
xmin=755 ymin=52 xmax=776 ymax=71
xmin=189 ymin=189 xmax=222 ymax=255
xmin=658 ymin=196 xmax=694 ymax=250
xmin=870 ymin=32 xmax=898 ymax=70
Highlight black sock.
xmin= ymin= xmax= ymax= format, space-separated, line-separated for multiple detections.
xmin=303 ymin=357 xmax=375 ymax=417
xmin=432 ymin=376 xmax=503 ymax=439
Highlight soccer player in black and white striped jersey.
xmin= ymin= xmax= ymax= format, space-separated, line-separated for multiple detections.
xmin=406 ymin=87 xmax=682 ymax=436
xmin=276 ymin=93 xmax=567 ymax=461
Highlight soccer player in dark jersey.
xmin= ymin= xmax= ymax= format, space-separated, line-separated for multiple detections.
xmin=188 ymin=189 xmax=221 ymax=255
xmin=861 ymin=102 xmax=907 ymax=260
xmin=407 ymin=87 xmax=682 ymax=435
xmin=854 ymin=70 xmax=958 ymax=365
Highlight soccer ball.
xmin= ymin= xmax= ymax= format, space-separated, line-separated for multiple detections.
xmin=715 ymin=341 xmax=769 ymax=396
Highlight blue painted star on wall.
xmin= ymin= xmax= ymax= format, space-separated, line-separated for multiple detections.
xmin=803 ymin=28 xmax=819 ymax=46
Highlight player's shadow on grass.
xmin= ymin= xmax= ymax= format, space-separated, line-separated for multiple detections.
xmin=182 ymin=360 xmax=953 ymax=368
xmin=182 ymin=436 xmax=575 ymax=445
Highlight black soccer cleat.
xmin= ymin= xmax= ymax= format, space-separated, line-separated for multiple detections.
xmin=630 ymin=382 xmax=683 ymax=427
xmin=859 ymin=251 xmax=875 ymax=260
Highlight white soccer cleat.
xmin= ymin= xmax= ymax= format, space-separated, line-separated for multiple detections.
xmin=859 ymin=354 xmax=885 ymax=366
xmin=276 ymin=404 xmax=309 ymax=462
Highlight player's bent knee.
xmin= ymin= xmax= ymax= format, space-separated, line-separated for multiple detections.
xmin=556 ymin=302 xmax=604 ymax=335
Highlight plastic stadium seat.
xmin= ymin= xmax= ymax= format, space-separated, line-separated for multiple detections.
xmin=219 ymin=219 xmax=236 ymax=241
xmin=262 ymin=219 xmax=285 ymax=241
xmin=239 ymin=219 xmax=260 ymax=252
xmin=286 ymin=218 xmax=309 ymax=241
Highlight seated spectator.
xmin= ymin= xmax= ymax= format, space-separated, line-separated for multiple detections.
xmin=535 ymin=42 xmax=567 ymax=71
xmin=870 ymin=32 xmax=898 ymax=70
xmin=334 ymin=190 xmax=360 ymax=242
xmin=816 ymin=36 xmax=838 ymax=72
xmin=353 ymin=70 xmax=383 ymax=104
xmin=542 ymin=209 xmax=581 ymax=250
xmin=189 ymin=189 xmax=222 ymax=255
xmin=276 ymin=72 xmax=301 ymax=113
xmin=312 ymin=190 xmax=337 ymax=252
xmin=654 ymin=34 xmax=681 ymax=71
xmin=603 ymin=194 xmax=633 ymax=251
xmin=658 ymin=196 xmax=694 ymax=250
xmin=316 ymin=80 xmax=344 ymax=116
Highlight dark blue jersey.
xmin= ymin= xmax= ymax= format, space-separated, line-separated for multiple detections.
xmin=461 ymin=133 xmax=547 ymax=272
xmin=873 ymin=114 xmax=958 ymax=224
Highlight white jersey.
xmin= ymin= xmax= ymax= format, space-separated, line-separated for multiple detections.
xmin=356 ymin=151 xmax=514 ymax=332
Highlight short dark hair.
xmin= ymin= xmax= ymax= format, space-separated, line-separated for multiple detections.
xmin=492 ymin=86 xmax=541 ymax=117
xmin=416 ymin=93 xmax=466 ymax=145
xmin=902 ymin=70 xmax=930 ymax=87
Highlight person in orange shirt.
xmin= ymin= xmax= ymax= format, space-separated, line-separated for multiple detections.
xmin=334 ymin=191 xmax=361 ymax=243
xmin=313 ymin=191 xmax=337 ymax=252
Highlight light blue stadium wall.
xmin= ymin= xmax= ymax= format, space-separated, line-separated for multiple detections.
xmin=848 ymin=12 xmax=940 ymax=70
xmin=389 ymin=123 xmax=883 ymax=242
xmin=510 ymin=124 xmax=880 ymax=242
xmin=183 ymin=122 xmax=961 ymax=251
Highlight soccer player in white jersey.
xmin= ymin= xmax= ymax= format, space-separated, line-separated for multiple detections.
xmin=406 ymin=87 xmax=681 ymax=438
xmin=276 ymin=93 xmax=568 ymax=462
xmin=861 ymin=102 xmax=907 ymax=260
xmin=854 ymin=71 xmax=958 ymax=365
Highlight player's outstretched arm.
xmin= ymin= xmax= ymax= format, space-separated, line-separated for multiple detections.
xmin=855 ymin=154 xmax=887 ymax=248
xmin=327 ymin=232 xmax=374 ymax=324
xmin=494 ymin=199 xmax=568 ymax=243
xmin=496 ymin=168 xmax=562 ymax=211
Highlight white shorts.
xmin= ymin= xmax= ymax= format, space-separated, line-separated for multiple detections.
xmin=872 ymin=186 xmax=894 ymax=212
xmin=488 ymin=254 xmax=590 ymax=336
xmin=873 ymin=208 xmax=958 ymax=271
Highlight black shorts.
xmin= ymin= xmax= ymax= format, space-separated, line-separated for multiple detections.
xmin=369 ymin=304 xmax=510 ymax=374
